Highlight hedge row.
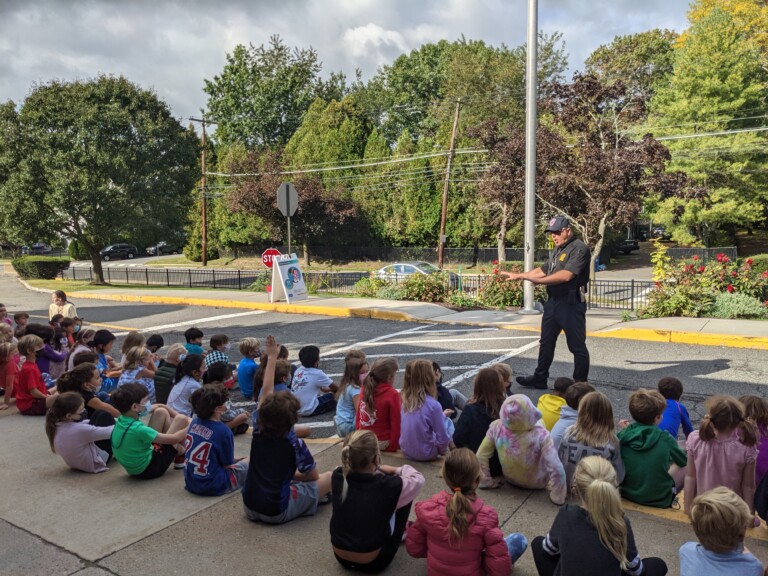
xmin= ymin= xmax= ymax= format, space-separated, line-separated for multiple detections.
xmin=12 ymin=256 xmax=70 ymax=279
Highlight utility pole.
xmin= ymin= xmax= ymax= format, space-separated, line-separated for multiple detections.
xmin=189 ymin=115 xmax=217 ymax=267
xmin=520 ymin=0 xmax=540 ymax=315
xmin=438 ymin=98 xmax=461 ymax=269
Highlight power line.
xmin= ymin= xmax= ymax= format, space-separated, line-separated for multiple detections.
xmin=655 ymin=126 xmax=768 ymax=141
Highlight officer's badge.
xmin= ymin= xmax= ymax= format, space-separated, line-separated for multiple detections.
xmin=559 ymin=253 xmax=567 ymax=261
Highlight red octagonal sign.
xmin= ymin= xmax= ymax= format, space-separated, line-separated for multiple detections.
xmin=262 ymin=248 xmax=282 ymax=268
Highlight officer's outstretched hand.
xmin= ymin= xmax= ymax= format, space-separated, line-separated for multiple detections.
xmin=501 ymin=271 xmax=523 ymax=281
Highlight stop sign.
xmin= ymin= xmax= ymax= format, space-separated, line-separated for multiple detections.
xmin=262 ymin=248 xmax=282 ymax=268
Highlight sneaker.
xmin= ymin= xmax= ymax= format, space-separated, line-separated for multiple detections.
xmin=318 ymin=492 xmax=332 ymax=505
xmin=173 ymin=455 xmax=186 ymax=469
xmin=516 ymin=375 xmax=548 ymax=390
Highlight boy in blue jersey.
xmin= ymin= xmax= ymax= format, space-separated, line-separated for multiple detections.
xmin=184 ymin=383 xmax=249 ymax=496
xmin=242 ymin=336 xmax=332 ymax=525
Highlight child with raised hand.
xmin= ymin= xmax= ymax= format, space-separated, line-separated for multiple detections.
xmin=56 ymin=362 xmax=120 ymax=421
xmin=657 ymin=377 xmax=694 ymax=440
xmin=680 ymin=487 xmax=764 ymax=576
xmin=477 ymin=394 xmax=566 ymax=505
xmin=399 ymin=359 xmax=452 ymax=461
xmin=0 ymin=341 xmax=18 ymax=410
xmin=537 ymin=377 xmax=574 ymax=431
xmin=16 ymin=334 xmax=57 ymax=416
xmin=453 ymin=367 xmax=507 ymax=477
xmin=550 ymin=382 xmax=595 ymax=451
xmin=117 ymin=346 xmax=157 ymax=401
xmin=204 ymin=334 xmax=231 ymax=369
xmin=618 ymin=388 xmax=687 ymax=508
xmin=406 ymin=448 xmax=528 ymax=576
xmin=292 ymin=345 xmax=337 ymax=417
xmin=110 ymin=382 xmax=190 ymax=479
xmin=153 ymin=344 xmax=185 ymax=404
xmin=45 ymin=392 xmax=114 ymax=473
xmin=685 ymin=396 xmax=759 ymax=522
xmin=558 ymin=391 xmax=625 ymax=488
xmin=356 ymin=357 xmax=401 ymax=452
xmin=242 ymin=335 xmax=332 ymax=525
xmin=237 ymin=337 xmax=261 ymax=400
xmin=184 ymin=383 xmax=249 ymax=496
xmin=740 ymin=395 xmax=768 ymax=489
xmin=167 ymin=354 xmax=205 ymax=416
xmin=331 ymin=430 xmax=425 ymax=572
xmin=531 ymin=456 xmax=668 ymax=576
xmin=334 ymin=350 xmax=367 ymax=438
xmin=202 ymin=362 xmax=249 ymax=434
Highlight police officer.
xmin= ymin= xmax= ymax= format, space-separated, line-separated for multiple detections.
xmin=502 ymin=216 xmax=591 ymax=389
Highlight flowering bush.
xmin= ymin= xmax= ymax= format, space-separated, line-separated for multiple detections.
xmin=639 ymin=248 xmax=768 ymax=318
xmin=399 ymin=272 xmax=449 ymax=302
xmin=477 ymin=265 xmax=547 ymax=309
xmin=354 ymin=276 xmax=390 ymax=298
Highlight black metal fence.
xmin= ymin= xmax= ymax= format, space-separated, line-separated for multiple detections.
xmin=666 ymin=246 xmax=737 ymax=262
xmin=64 ymin=266 xmax=659 ymax=310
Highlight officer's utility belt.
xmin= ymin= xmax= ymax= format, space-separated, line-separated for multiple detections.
xmin=550 ymin=286 xmax=586 ymax=304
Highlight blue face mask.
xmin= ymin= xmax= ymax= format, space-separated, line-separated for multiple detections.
xmin=74 ymin=325 xmax=81 ymax=333
xmin=137 ymin=400 xmax=151 ymax=417
xmin=92 ymin=384 xmax=102 ymax=394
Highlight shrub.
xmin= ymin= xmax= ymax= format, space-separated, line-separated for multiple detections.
xmin=247 ymin=272 xmax=271 ymax=292
xmin=183 ymin=238 xmax=219 ymax=263
xmin=477 ymin=274 xmax=524 ymax=308
xmin=399 ymin=272 xmax=448 ymax=302
xmin=12 ymin=256 xmax=70 ymax=279
xmin=446 ymin=291 xmax=479 ymax=308
xmin=377 ymin=284 xmax=404 ymax=300
xmin=67 ymin=240 xmax=90 ymax=261
xmin=710 ymin=292 xmax=768 ymax=320
xmin=744 ymin=254 xmax=768 ymax=276
xmin=354 ymin=276 xmax=390 ymax=298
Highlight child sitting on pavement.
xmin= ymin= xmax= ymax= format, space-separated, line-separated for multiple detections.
xmin=477 ymin=394 xmax=566 ymax=505
xmin=356 ymin=357 xmax=401 ymax=452
xmin=550 ymin=382 xmax=595 ymax=451
xmin=680 ymin=487 xmax=764 ymax=576
xmin=16 ymin=334 xmax=58 ymax=416
xmin=110 ymin=382 xmax=190 ymax=479
xmin=184 ymin=383 xmax=249 ymax=496
xmin=618 ymin=388 xmax=687 ymax=508
xmin=537 ymin=377 xmax=574 ymax=431
xmin=252 ymin=356 xmax=311 ymax=439
xmin=399 ymin=359 xmax=452 ymax=462
xmin=167 ymin=354 xmax=205 ymax=417
xmin=202 ymin=362 xmax=249 ymax=434
xmin=406 ymin=448 xmax=528 ymax=576
xmin=204 ymin=334 xmax=231 ymax=369
xmin=153 ymin=344 xmax=185 ymax=405
xmin=491 ymin=363 xmax=514 ymax=397
xmin=740 ymin=395 xmax=768 ymax=495
xmin=237 ymin=337 xmax=261 ymax=400
xmin=433 ymin=361 xmax=467 ymax=421
xmin=242 ymin=336 xmax=332 ymax=525
xmin=334 ymin=350 xmax=367 ymax=439
xmin=117 ymin=346 xmax=157 ymax=402
xmin=657 ymin=377 xmax=693 ymax=441
xmin=292 ymin=345 xmax=337 ymax=417
xmin=183 ymin=327 xmax=205 ymax=356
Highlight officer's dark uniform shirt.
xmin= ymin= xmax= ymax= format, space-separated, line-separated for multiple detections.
xmin=543 ymin=237 xmax=591 ymax=297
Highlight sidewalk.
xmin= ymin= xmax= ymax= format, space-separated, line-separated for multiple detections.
xmin=56 ymin=284 xmax=768 ymax=350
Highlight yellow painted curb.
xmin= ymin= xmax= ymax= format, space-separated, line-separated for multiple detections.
xmin=592 ymin=327 xmax=768 ymax=350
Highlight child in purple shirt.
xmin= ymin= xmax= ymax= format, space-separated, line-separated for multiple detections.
xmin=399 ymin=360 xmax=452 ymax=461
xmin=740 ymin=395 xmax=768 ymax=486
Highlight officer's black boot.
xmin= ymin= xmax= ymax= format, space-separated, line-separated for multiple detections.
xmin=516 ymin=375 xmax=548 ymax=390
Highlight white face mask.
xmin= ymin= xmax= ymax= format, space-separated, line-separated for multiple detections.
xmin=223 ymin=343 xmax=231 ymax=351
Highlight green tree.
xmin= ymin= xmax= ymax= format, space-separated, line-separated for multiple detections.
xmin=204 ymin=35 xmax=322 ymax=148
xmin=0 ymin=76 xmax=198 ymax=283
xmin=648 ymin=8 xmax=768 ymax=241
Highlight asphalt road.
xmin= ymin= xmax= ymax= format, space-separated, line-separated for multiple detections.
xmin=7 ymin=273 xmax=768 ymax=437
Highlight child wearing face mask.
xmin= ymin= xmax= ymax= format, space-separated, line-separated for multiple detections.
xmin=167 ymin=355 xmax=205 ymax=417
xmin=56 ymin=363 xmax=120 ymax=421
xmin=205 ymin=334 xmax=232 ymax=369
xmin=46 ymin=392 xmax=115 ymax=473
xmin=334 ymin=350 xmax=368 ymax=438
xmin=110 ymin=382 xmax=190 ymax=479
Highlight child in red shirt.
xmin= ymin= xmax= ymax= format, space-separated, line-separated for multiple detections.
xmin=16 ymin=335 xmax=57 ymax=416
xmin=355 ymin=357 xmax=401 ymax=452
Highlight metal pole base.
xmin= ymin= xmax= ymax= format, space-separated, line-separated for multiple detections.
xmin=517 ymin=307 xmax=542 ymax=315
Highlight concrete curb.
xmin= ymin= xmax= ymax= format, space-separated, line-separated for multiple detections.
xmin=7 ymin=279 xmax=758 ymax=350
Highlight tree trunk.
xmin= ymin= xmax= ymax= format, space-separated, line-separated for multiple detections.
xmin=302 ymin=242 xmax=310 ymax=267
xmin=497 ymin=204 xmax=509 ymax=262
xmin=590 ymin=214 xmax=608 ymax=284
xmin=469 ymin=244 xmax=479 ymax=269
xmin=88 ymin=245 xmax=106 ymax=284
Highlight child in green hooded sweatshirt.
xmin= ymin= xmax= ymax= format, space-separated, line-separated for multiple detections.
xmin=618 ymin=388 xmax=687 ymax=508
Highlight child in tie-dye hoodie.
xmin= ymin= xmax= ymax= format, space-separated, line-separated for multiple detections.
xmin=477 ymin=394 xmax=566 ymax=505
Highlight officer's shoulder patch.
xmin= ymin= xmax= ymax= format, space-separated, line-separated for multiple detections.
xmin=559 ymin=253 xmax=567 ymax=261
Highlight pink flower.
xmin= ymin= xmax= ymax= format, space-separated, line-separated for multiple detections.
xmin=692 ymin=255 xmax=699 ymax=261
xmin=731 ymin=271 xmax=738 ymax=277
xmin=493 ymin=268 xmax=499 ymax=274
xmin=746 ymin=258 xmax=754 ymax=266
xmin=493 ymin=260 xmax=499 ymax=265
xmin=762 ymin=271 xmax=768 ymax=278
xmin=698 ymin=266 xmax=706 ymax=273
xmin=727 ymin=284 xmax=734 ymax=293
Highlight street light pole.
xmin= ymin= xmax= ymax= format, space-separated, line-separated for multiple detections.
xmin=438 ymin=98 xmax=461 ymax=270
xmin=520 ymin=0 xmax=540 ymax=315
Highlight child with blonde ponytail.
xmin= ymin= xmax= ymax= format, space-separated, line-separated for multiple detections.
xmin=685 ymin=396 xmax=759 ymax=522
xmin=531 ymin=455 xmax=668 ymax=576
xmin=406 ymin=448 xmax=528 ymax=576
xmin=330 ymin=430 xmax=424 ymax=572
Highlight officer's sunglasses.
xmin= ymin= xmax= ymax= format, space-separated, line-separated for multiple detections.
xmin=550 ymin=229 xmax=567 ymax=237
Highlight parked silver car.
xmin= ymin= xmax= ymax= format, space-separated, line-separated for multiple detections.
xmin=375 ymin=261 xmax=459 ymax=287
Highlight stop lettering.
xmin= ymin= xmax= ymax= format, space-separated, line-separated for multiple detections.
xmin=262 ymin=248 xmax=282 ymax=268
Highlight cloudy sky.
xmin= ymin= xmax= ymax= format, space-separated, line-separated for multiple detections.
xmin=1 ymin=0 xmax=691 ymax=121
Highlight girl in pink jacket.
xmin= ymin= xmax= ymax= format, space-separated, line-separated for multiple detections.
xmin=406 ymin=448 xmax=528 ymax=576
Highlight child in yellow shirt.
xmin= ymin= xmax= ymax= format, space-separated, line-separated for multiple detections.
xmin=536 ymin=377 xmax=574 ymax=431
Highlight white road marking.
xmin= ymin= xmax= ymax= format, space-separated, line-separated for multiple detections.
xmin=112 ymin=310 xmax=267 ymax=336
xmin=325 ymin=348 xmax=516 ymax=362
xmin=372 ymin=336 xmax=537 ymax=346
xmin=322 ymin=324 xmax=429 ymax=357
xmin=442 ymin=340 xmax=542 ymax=389
xmin=417 ymin=328 xmax=499 ymax=333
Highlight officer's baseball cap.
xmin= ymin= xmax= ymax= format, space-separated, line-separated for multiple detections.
xmin=545 ymin=216 xmax=570 ymax=232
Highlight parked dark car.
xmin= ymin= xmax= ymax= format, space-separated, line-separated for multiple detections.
xmin=146 ymin=241 xmax=181 ymax=256
xmin=651 ymin=226 xmax=672 ymax=241
xmin=100 ymin=243 xmax=138 ymax=261
xmin=22 ymin=243 xmax=52 ymax=255
xmin=612 ymin=238 xmax=640 ymax=255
